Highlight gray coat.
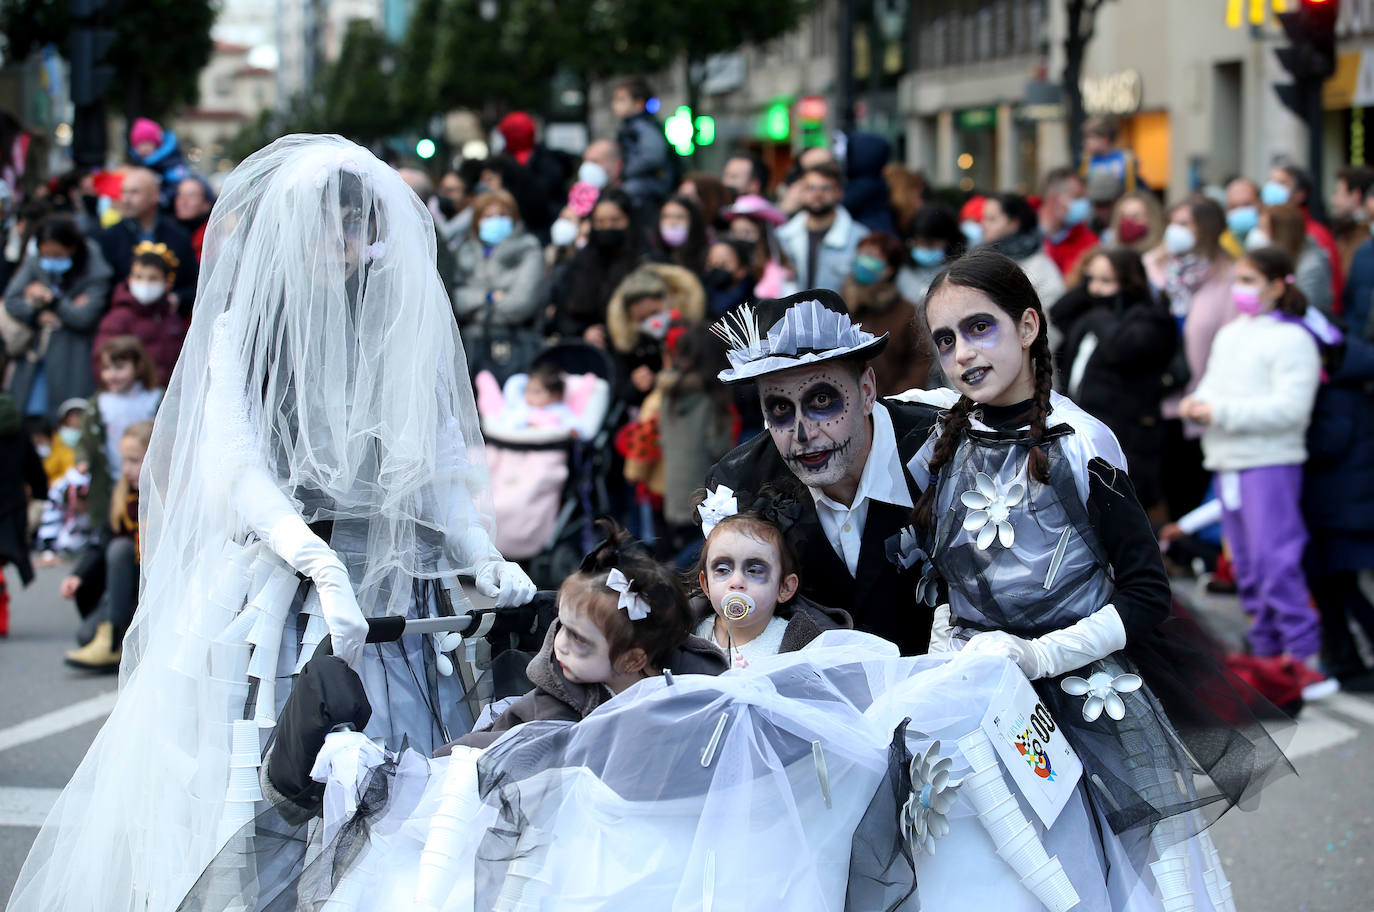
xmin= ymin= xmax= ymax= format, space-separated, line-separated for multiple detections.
xmin=4 ymin=240 xmax=113 ymax=422
xmin=450 ymin=229 xmax=545 ymax=332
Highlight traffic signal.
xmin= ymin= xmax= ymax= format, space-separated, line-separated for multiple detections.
xmin=69 ymin=0 xmax=121 ymax=168
xmin=799 ymin=95 xmax=827 ymax=148
xmin=1276 ymin=0 xmax=1339 ymax=84
xmin=665 ymin=106 xmax=696 ymax=156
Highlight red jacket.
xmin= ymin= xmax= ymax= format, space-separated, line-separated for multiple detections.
xmin=1044 ymin=223 xmax=1099 ymax=279
xmin=1304 ymin=211 xmax=1344 ymax=309
xmin=92 ymin=282 xmax=188 ymax=385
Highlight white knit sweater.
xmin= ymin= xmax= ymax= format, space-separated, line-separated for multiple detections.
xmin=1192 ymin=313 xmax=1321 ymax=471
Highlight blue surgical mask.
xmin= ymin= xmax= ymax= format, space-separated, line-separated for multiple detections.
xmin=852 ymin=254 xmax=885 ymax=285
xmin=40 ymin=256 xmax=72 ymax=274
xmin=478 ymin=215 xmax=514 ymax=246
xmin=58 ymin=427 xmax=82 ymax=448
xmin=1226 ymin=205 xmax=1259 ymax=239
xmin=911 ymin=246 xmax=945 ymax=268
xmin=1064 ymin=196 xmax=1092 ymax=227
xmin=960 ymin=220 xmax=984 ymax=246
xmin=1261 ymin=180 xmax=1291 ymax=207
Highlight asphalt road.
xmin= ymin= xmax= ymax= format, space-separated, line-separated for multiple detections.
xmin=3 ymin=563 xmax=1374 ymax=910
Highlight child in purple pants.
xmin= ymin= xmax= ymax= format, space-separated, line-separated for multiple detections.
xmin=1181 ymin=247 xmax=1331 ymax=691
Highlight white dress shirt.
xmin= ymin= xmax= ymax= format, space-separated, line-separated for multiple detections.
xmin=808 ymin=403 xmax=913 ymax=576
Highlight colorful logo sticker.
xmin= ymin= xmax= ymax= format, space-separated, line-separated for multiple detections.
xmin=1014 ymin=727 xmax=1056 ymax=781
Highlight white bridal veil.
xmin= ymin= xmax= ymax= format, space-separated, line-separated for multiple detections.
xmin=8 ymin=135 xmax=495 ymax=911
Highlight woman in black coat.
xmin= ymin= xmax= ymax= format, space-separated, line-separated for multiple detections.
xmin=550 ymin=189 xmax=645 ymax=343
xmin=1051 ymin=246 xmax=1178 ymax=513
xmin=1303 ymin=332 xmax=1374 ymax=684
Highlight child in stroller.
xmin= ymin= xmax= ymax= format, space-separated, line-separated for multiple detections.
xmin=476 ymin=342 xmax=623 ymax=589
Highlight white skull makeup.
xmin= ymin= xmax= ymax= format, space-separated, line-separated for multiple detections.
xmin=760 ymin=364 xmax=875 ymax=490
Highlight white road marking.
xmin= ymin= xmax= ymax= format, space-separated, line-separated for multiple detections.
xmin=1320 ymin=692 xmax=1374 ymax=728
xmin=0 ymin=787 xmax=61 ymax=827
xmin=1286 ymin=705 xmax=1359 ymax=762
xmin=0 ymin=691 xmax=117 ymax=754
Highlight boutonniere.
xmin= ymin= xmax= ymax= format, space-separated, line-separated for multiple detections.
xmin=886 ymin=525 xmax=939 ymax=606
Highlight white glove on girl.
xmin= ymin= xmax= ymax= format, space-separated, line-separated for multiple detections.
xmin=929 ymin=604 xmax=956 ymax=654
xmin=962 ymin=604 xmax=1127 ymax=680
xmin=234 ymin=468 xmax=369 ymax=668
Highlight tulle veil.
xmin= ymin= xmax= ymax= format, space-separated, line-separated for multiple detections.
xmin=7 ymin=134 xmax=493 ymax=911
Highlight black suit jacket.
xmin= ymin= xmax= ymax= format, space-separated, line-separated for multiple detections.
xmin=706 ymin=397 xmax=942 ymax=655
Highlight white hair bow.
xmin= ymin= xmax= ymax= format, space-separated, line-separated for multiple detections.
xmin=606 ymin=569 xmax=652 ymax=620
xmin=697 ymin=485 xmax=739 ymax=538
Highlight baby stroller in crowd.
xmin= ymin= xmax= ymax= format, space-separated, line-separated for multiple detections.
xmin=476 ymin=341 xmax=624 ymax=593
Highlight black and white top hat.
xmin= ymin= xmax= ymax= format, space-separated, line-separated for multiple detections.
xmin=711 ymin=289 xmax=889 ymax=384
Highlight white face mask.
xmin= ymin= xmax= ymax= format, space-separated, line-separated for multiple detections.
xmin=1164 ymin=223 xmax=1197 ymax=256
xmin=128 ymin=280 xmax=166 ymax=305
xmin=578 ymin=160 xmax=609 ymax=190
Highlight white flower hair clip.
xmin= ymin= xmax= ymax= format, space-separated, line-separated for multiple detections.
xmin=606 ymin=568 xmax=652 ymax=620
xmin=364 ymin=241 xmax=386 ymax=262
xmin=697 ymin=485 xmax=739 ymax=538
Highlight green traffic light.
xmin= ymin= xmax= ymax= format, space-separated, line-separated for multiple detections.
xmin=665 ymin=106 xmax=696 ymax=156
xmin=694 ymin=115 xmax=715 ymax=146
xmin=763 ymin=102 xmax=789 ymax=142
xmin=416 ymin=138 xmax=437 ymax=159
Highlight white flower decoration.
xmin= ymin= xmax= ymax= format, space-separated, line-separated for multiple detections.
xmin=606 ymin=569 xmax=652 ymax=621
xmin=889 ymin=525 xmax=939 ymax=606
xmin=901 ymin=740 xmax=959 ymax=857
xmin=697 ymin=485 xmax=739 ymax=538
xmin=961 ymin=472 xmax=1025 ymax=550
xmin=1061 ymin=671 xmax=1143 ymax=722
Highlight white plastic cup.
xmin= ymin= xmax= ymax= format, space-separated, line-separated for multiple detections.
xmin=983 ymin=809 xmax=1032 ymax=848
xmin=1151 ymin=855 xmax=1192 ymax=903
xmin=996 ymin=824 xmax=1051 ymax=875
xmin=231 ymin=719 xmax=260 ymax=755
xmin=957 ymin=730 xmax=998 ymax=769
xmin=228 ymin=765 xmax=260 ymax=790
xmin=961 ymin=766 xmax=1013 ymax=813
xmin=225 ymin=784 xmax=262 ymax=804
xmin=1160 ymin=891 xmax=1196 ymax=912
xmin=1020 ymin=858 xmax=1080 ymax=912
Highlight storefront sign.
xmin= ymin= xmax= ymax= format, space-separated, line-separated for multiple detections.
xmin=957 ymin=106 xmax=998 ymax=131
xmin=1081 ymin=70 xmax=1143 ymax=116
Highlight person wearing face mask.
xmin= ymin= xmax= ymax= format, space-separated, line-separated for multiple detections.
xmin=1182 ymin=247 xmax=1330 ymax=691
xmin=979 ymin=193 xmax=1067 ymax=334
xmin=91 ymin=242 xmax=188 ymax=386
xmin=652 ymin=195 xmax=710 ymax=277
xmin=706 ymin=289 xmax=958 ymax=654
xmin=551 ymin=189 xmax=647 ymax=343
xmin=1103 ymin=190 xmax=1164 ymax=254
xmin=703 ymin=239 xmax=757 ymax=318
xmin=604 ymin=263 xmax=705 ymax=408
xmin=775 ymin=161 xmax=870 ymax=293
xmin=4 ymin=214 xmax=113 ymax=425
xmin=1264 ymin=162 xmax=1343 ymax=303
xmin=842 ymin=232 xmax=937 ymax=395
xmin=434 ymin=169 xmax=474 ymax=251
xmin=1255 ymin=203 xmax=1334 ymax=317
xmin=1144 ymin=198 xmax=1236 ymax=519
xmin=451 ymin=189 xmax=546 ymax=356
xmin=898 ymin=204 xmax=965 ymax=303
xmin=1040 ymin=167 xmax=1099 ymax=278
xmin=1050 ymin=247 xmax=1177 ymax=514
xmin=1221 ymin=177 xmax=1262 ymax=258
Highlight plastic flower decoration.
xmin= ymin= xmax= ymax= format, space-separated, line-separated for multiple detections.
xmin=888 ymin=525 xmax=939 ymax=606
xmin=1060 ymin=671 xmax=1143 ymax=722
xmin=901 ymin=740 xmax=959 ymax=857
xmin=960 ymin=472 xmax=1025 ymax=550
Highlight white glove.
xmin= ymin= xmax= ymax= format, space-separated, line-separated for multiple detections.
xmin=234 ymin=468 xmax=369 ymax=668
xmin=929 ymin=604 xmax=956 ymax=654
xmin=475 ymin=559 xmax=537 ymax=608
xmin=964 ymin=605 xmax=1127 ymax=680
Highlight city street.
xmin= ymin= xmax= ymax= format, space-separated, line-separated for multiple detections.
xmin=1 ymin=563 xmax=1372 ymax=909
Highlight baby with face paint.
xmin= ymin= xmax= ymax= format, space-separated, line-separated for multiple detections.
xmin=760 ymin=361 xmax=877 ymax=502
xmin=695 ymin=512 xmax=800 ymax=668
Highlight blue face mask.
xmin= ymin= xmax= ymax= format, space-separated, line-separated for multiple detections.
xmin=1261 ymin=180 xmax=1291 ymax=208
xmin=40 ymin=256 xmax=72 ymax=275
xmin=1064 ymin=196 xmax=1092 ymax=227
xmin=1226 ymin=205 xmax=1259 ymax=239
xmin=961 ymin=220 xmax=984 ymax=246
xmin=478 ymin=215 xmax=514 ymax=246
xmin=911 ymin=246 xmax=945 ymax=268
xmin=852 ymin=254 xmax=885 ymax=286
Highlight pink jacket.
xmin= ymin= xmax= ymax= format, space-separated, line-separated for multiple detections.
xmin=1144 ymin=248 xmax=1238 ymax=431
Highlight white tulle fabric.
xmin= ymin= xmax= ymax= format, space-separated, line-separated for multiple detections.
xmin=7 ymin=135 xmax=495 ymax=912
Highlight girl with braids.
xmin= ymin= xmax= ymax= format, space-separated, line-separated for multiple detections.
xmin=910 ymin=248 xmax=1291 ymax=911
xmin=1181 ymin=247 xmax=1327 ymax=684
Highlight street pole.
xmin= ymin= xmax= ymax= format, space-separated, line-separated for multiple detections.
xmin=1307 ymin=76 xmax=1327 ymax=223
xmin=838 ymin=0 xmax=856 ymax=133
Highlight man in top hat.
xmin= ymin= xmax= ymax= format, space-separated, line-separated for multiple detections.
xmin=705 ymin=289 xmax=955 ymax=654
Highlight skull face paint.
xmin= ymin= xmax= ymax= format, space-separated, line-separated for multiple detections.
xmin=760 ymin=364 xmax=874 ymax=490
xmin=926 ymin=283 xmax=1036 ymax=407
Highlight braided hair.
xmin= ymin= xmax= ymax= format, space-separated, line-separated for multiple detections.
xmin=913 ymin=248 xmax=1054 ymax=528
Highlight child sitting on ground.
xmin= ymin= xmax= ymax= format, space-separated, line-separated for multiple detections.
xmin=692 ymin=486 xmax=852 ymax=668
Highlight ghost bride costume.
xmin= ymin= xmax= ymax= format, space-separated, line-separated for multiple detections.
xmin=7 ymin=135 xmax=533 ymax=912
